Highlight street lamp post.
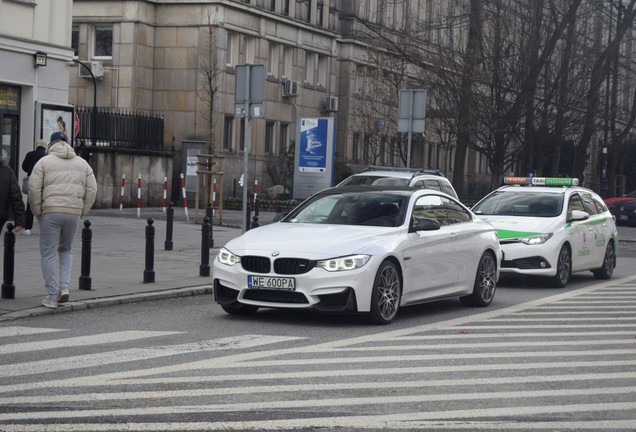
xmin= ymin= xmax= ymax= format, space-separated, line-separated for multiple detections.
xmin=72 ymin=59 xmax=97 ymax=148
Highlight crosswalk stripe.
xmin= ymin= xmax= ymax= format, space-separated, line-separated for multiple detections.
xmin=485 ymin=316 xmax=636 ymax=321
xmin=2 ymin=388 xmax=636 ymax=421
xmin=1 ymin=372 xmax=635 ymax=405
xmin=0 ymin=331 xmax=183 ymax=355
xmin=3 ymin=419 xmax=636 ymax=431
xmin=454 ymin=323 xmax=636 ymax=328
xmin=397 ymin=331 xmax=636 ymax=339
xmin=0 ymin=326 xmax=64 ymax=338
xmin=0 ymin=334 xmax=303 ymax=378
xmin=340 ymin=339 xmax=635 ymax=350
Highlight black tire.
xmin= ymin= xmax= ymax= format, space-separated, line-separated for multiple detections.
xmin=368 ymin=261 xmax=401 ymax=325
xmin=549 ymin=245 xmax=571 ymax=288
xmin=592 ymin=241 xmax=615 ymax=280
xmin=460 ymin=252 xmax=497 ymax=307
xmin=221 ymin=302 xmax=259 ymax=315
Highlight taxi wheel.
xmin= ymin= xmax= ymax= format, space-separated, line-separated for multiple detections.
xmin=592 ymin=242 xmax=615 ymax=280
xmin=368 ymin=261 xmax=401 ymax=325
xmin=549 ymin=245 xmax=571 ymax=288
xmin=461 ymin=252 xmax=497 ymax=307
xmin=221 ymin=302 xmax=259 ymax=315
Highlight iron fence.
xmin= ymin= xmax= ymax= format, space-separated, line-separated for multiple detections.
xmin=75 ymin=107 xmax=164 ymax=151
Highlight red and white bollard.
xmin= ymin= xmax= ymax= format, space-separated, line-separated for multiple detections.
xmin=119 ymin=174 xmax=126 ymax=212
xmin=162 ymin=176 xmax=168 ymax=213
xmin=180 ymin=173 xmax=189 ymax=222
xmin=136 ymin=174 xmax=142 ymax=220
xmin=211 ymin=177 xmax=217 ymax=211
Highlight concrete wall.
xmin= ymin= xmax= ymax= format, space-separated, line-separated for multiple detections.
xmin=87 ymin=147 xmax=173 ymax=209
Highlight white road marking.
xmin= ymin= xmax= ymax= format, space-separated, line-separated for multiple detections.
xmin=0 ymin=331 xmax=183 ymax=355
xmin=2 ymin=387 xmax=636 ymax=421
xmin=3 ymin=419 xmax=636 ymax=431
xmin=485 ymin=316 xmax=636 ymax=321
xmin=396 ymin=331 xmax=636 ymax=339
xmin=0 ymin=334 xmax=303 ymax=378
xmin=454 ymin=323 xmax=636 ymax=328
xmin=341 ymin=339 xmax=635 ymax=350
xmin=0 ymin=326 xmax=64 ymax=338
xmin=1 ymin=371 xmax=635 ymax=405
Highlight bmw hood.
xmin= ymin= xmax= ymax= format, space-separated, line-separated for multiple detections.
xmin=223 ymin=223 xmax=398 ymax=259
xmin=476 ymin=215 xmax=558 ymax=240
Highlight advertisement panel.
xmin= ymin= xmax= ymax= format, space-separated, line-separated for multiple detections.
xmin=293 ymin=117 xmax=336 ymax=199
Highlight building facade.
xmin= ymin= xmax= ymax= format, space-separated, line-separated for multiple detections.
xmin=0 ymin=0 xmax=73 ymax=177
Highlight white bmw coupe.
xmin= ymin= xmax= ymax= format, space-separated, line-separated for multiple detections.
xmin=213 ymin=186 xmax=501 ymax=324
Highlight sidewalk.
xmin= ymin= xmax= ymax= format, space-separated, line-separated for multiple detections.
xmin=0 ymin=207 xmax=278 ymax=322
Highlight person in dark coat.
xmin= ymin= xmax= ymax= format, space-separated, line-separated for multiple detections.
xmin=0 ymin=157 xmax=25 ymax=234
xmin=21 ymin=139 xmax=48 ymax=233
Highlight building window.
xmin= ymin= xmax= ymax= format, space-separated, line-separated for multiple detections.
xmin=282 ymin=46 xmax=292 ymax=79
xmin=304 ymin=52 xmax=316 ymax=83
xmin=71 ymin=25 xmax=79 ymax=58
xmin=267 ymin=42 xmax=279 ymax=76
xmin=352 ymin=132 xmax=361 ymax=162
xmin=265 ymin=122 xmax=275 ymax=154
xmin=223 ymin=116 xmax=234 ymax=151
xmin=93 ymin=25 xmax=113 ymax=59
xmin=279 ymin=123 xmax=289 ymax=153
xmin=243 ymin=36 xmax=255 ymax=64
xmin=317 ymin=0 xmax=324 ymax=26
xmin=282 ymin=0 xmax=290 ymax=15
xmin=226 ymin=32 xmax=239 ymax=67
xmin=316 ymin=55 xmax=327 ymax=87
xmin=269 ymin=0 xmax=276 ymax=11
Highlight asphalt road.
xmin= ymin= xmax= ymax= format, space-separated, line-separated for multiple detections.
xmin=1 ymin=252 xmax=635 ymax=431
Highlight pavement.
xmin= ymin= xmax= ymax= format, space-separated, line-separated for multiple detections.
xmin=1 ymin=206 xmax=635 ymax=322
xmin=0 ymin=206 xmax=278 ymax=322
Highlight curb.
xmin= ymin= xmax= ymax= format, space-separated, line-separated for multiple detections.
xmin=0 ymin=285 xmax=214 ymax=322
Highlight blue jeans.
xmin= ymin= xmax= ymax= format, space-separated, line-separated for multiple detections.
xmin=39 ymin=213 xmax=80 ymax=300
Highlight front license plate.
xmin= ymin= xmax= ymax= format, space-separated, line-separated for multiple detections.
xmin=620 ymin=215 xmax=628 ymax=221
xmin=248 ymin=275 xmax=296 ymax=290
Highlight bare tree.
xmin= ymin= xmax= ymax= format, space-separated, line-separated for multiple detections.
xmin=198 ymin=10 xmax=222 ymax=156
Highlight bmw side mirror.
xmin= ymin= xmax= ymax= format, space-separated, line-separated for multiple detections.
xmin=410 ymin=216 xmax=441 ymax=232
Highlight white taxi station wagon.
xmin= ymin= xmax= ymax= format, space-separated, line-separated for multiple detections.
xmin=471 ymin=177 xmax=618 ymax=287
xmin=213 ymin=186 xmax=502 ymax=324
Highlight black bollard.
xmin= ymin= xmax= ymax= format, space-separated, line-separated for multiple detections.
xmin=79 ymin=220 xmax=92 ymax=291
xmin=1 ymin=223 xmax=16 ymax=299
xmin=206 ymin=202 xmax=214 ymax=248
xmin=143 ymin=218 xmax=155 ymax=283
xmin=200 ymin=217 xmax=211 ymax=277
xmin=164 ymin=202 xmax=174 ymax=251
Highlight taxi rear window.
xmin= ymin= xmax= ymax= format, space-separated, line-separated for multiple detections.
xmin=473 ymin=191 xmax=563 ymax=217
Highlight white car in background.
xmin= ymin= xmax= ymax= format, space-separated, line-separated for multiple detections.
xmin=471 ymin=177 xmax=618 ymax=287
xmin=337 ymin=167 xmax=459 ymax=199
xmin=213 ymin=186 xmax=501 ymax=324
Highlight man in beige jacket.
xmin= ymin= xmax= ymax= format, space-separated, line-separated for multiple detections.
xmin=28 ymin=131 xmax=97 ymax=308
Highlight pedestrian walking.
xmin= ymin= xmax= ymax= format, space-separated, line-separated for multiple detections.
xmin=29 ymin=131 xmax=97 ymax=309
xmin=21 ymin=139 xmax=48 ymax=234
xmin=0 ymin=156 xmax=25 ymax=235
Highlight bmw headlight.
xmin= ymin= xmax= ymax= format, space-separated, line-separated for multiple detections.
xmin=316 ymin=254 xmax=371 ymax=272
xmin=217 ymin=248 xmax=240 ymax=266
xmin=517 ymin=233 xmax=553 ymax=245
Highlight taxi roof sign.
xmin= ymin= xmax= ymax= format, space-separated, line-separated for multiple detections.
xmin=504 ymin=177 xmax=579 ymax=187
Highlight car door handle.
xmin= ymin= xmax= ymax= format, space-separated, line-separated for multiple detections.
xmin=450 ymin=232 xmax=458 ymax=240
